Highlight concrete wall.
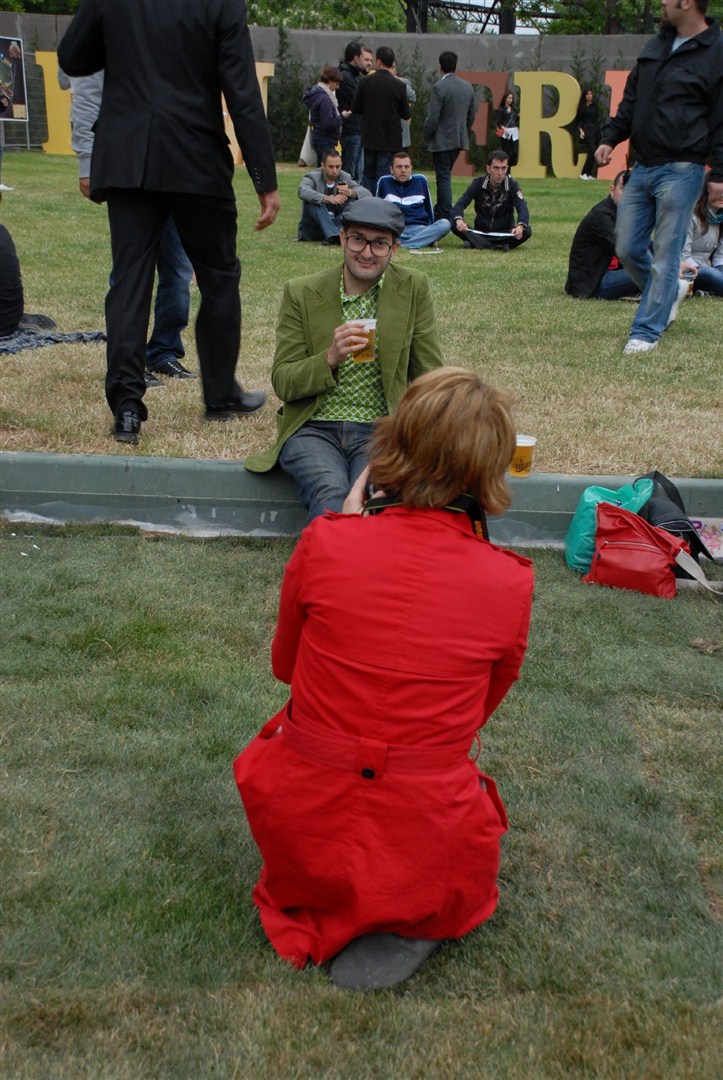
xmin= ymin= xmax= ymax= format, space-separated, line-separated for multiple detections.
xmin=0 ymin=11 xmax=649 ymax=73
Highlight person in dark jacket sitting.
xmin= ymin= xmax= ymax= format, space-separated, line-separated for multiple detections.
xmin=0 ymin=206 xmax=56 ymax=337
xmin=565 ymin=170 xmax=640 ymax=300
xmin=451 ymin=150 xmax=531 ymax=251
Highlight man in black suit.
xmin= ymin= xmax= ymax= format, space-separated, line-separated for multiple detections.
xmin=58 ymin=0 xmax=280 ymax=444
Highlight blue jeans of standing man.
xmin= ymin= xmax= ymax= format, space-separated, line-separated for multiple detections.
xmin=432 ymin=149 xmax=461 ymax=221
xmin=279 ymin=420 xmax=375 ymax=521
xmin=615 ymin=161 xmax=705 ymax=344
xmin=146 ymin=217 xmax=194 ymax=370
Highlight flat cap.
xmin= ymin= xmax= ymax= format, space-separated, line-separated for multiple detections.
xmin=340 ymin=197 xmax=405 ymax=238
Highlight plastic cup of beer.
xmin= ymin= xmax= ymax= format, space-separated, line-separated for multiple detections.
xmin=348 ymin=318 xmax=376 ymax=362
xmin=509 ymin=435 xmax=537 ymax=478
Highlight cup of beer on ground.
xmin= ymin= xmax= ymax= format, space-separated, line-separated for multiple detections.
xmin=348 ymin=318 xmax=376 ymax=362
xmin=509 ymin=434 xmax=537 ymax=478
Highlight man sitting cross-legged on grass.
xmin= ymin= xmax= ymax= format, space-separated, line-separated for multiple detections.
xmin=452 ymin=149 xmax=531 ymax=252
xmin=297 ymin=149 xmax=371 ymax=246
xmin=375 ymin=152 xmax=452 ymax=252
xmin=244 ymin=198 xmax=443 ymax=519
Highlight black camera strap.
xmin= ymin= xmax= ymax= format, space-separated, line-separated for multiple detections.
xmin=362 ymin=492 xmax=489 ymax=541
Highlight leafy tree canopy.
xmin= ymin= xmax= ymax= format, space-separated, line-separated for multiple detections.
xmin=248 ymin=0 xmax=407 ymax=31
xmin=543 ymin=0 xmax=722 ymax=34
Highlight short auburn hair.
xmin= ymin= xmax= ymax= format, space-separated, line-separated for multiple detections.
xmin=369 ymin=367 xmax=516 ymax=516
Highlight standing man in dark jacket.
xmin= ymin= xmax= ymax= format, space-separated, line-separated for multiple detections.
xmin=351 ymin=46 xmax=410 ymax=198
xmin=423 ymin=52 xmax=476 ymax=222
xmin=596 ymin=0 xmax=723 ymax=355
xmin=337 ymin=42 xmax=366 ymax=182
xmin=451 ymin=151 xmax=531 ymax=251
xmin=58 ymin=0 xmax=279 ymax=445
xmin=565 ymin=170 xmax=639 ymax=299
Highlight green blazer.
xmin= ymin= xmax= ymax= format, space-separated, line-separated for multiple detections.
xmin=245 ymin=262 xmax=444 ymax=472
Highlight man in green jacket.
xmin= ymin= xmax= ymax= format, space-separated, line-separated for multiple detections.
xmin=245 ymin=199 xmax=443 ymax=519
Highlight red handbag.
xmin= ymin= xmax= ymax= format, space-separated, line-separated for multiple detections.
xmin=583 ymin=503 xmax=691 ymax=598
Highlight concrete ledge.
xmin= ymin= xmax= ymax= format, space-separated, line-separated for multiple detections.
xmin=1 ymin=451 xmax=721 ymax=546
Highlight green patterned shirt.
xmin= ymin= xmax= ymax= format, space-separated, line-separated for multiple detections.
xmin=311 ymin=270 xmax=388 ymax=422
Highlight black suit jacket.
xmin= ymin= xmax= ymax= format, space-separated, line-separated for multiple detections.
xmin=58 ymin=0 xmax=277 ymax=201
xmin=351 ymin=69 xmax=410 ymax=152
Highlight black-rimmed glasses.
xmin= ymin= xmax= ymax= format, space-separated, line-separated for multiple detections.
xmin=345 ymin=233 xmax=394 ymax=256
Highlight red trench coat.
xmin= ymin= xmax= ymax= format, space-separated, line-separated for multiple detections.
xmin=234 ymin=507 xmax=533 ymax=968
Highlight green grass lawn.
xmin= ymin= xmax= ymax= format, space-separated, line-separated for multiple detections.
xmin=1 ymin=524 xmax=721 ymax=1078
xmin=0 ymin=152 xmax=721 ymax=476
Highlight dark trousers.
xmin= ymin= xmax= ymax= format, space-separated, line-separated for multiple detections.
xmin=105 ymin=189 xmax=241 ymax=419
xmin=362 ymin=150 xmax=392 ymax=198
xmin=452 ymin=221 xmax=532 ymax=250
xmin=432 ymin=149 xmax=461 ymax=221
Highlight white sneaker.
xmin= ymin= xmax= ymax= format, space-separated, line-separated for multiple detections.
xmin=667 ymin=277 xmax=691 ymax=326
xmin=579 ymin=174 xmax=589 ymax=180
xmin=0 ymin=183 xmax=14 ymax=191
xmin=623 ymin=338 xmax=658 ymax=355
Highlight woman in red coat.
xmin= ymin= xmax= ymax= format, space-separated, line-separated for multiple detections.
xmin=234 ymin=368 xmax=534 ymax=989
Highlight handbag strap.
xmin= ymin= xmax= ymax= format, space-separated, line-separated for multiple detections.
xmin=674 ymin=549 xmax=723 ymax=595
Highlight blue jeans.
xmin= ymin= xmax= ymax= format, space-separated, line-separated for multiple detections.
xmin=693 ymin=265 xmax=723 ymax=297
xmin=341 ymin=133 xmax=363 ymax=183
xmin=432 ymin=149 xmax=461 ymax=221
xmin=615 ymin=162 xmax=705 ymax=343
xmin=146 ymin=217 xmax=194 ymax=369
xmin=362 ymin=151 xmax=392 ymax=198
xmin=298 ymin=201 xmax=343 ymax=243
xmin=595 ymin=267 xmax=639 ymax=300
xmin=399 ymin=220 xmax=452 ymax=249
xmin=279 ymin=420 xmax=375 ymax=521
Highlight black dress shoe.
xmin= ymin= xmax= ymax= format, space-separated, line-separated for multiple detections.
xmin=144 ymin=370 xmax=164 ymax=389
xmin=114 ymin=410 xmax=141 ymax=444
xmin=205 ymin=390 xmax=267 ymax=421
xmin=149 ymin=358 xmax=196 ymax=379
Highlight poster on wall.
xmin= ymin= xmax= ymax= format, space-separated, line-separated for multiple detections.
xmin=0 ymin=38 xmax=28 ymax=121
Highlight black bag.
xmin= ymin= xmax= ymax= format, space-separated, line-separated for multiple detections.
xmin=636 ymin=471 xmax=716 ymax=577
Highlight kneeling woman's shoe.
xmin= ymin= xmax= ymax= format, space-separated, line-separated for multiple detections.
xmin=329 ymin=933 xmax=441 ymax=990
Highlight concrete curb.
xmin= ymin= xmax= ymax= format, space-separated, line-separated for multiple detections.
xmin=2 ymin=451 xmax=721 ymax=546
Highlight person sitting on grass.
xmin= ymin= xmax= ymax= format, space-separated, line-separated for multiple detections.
xmin=235 ymin=367 xmax=534 ymax=991
xmin=451 ymin=150 xmax=531 ymax=251
xmin=297 ymin=149 xmax=370 ymax=246
xmin=565 ymin=169 xmax=640 ymax=300
xmin=244 ymin=197 xmax=443 ymax=521
xmin=375 ymin=151 xmax=451 ymax=252
xmin=0 ymin=206 xmax=56 ymax=337
xmin=679 ymin=183 xmax=723 ymax=297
